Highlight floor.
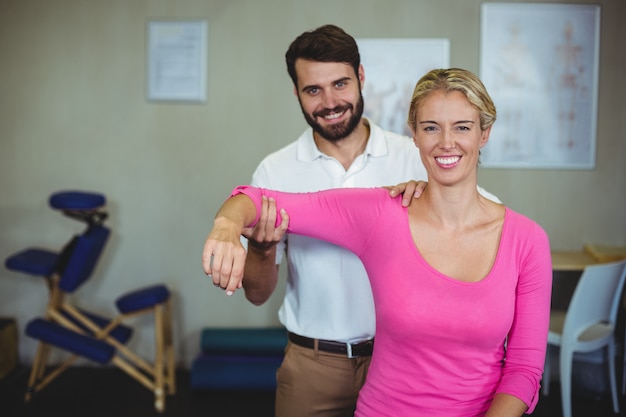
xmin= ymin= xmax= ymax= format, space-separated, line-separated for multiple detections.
xmin=0 ymin=366 xmax=274 ymax=417
xmin=0 ymin=365 xmax=621 ymax=417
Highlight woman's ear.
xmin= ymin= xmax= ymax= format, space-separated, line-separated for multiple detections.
xmin=411 ymin=130 xmax=419 ymax=148
xmin=479 ymin=126 xmax=492 ymax=148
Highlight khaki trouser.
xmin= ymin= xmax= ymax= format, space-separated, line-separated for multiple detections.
xmin=275 ymin=341 xmax=372 ymax=417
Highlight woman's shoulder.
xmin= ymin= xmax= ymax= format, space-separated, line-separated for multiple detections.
xmin=503 ymin=206 xmax=549 ymax=240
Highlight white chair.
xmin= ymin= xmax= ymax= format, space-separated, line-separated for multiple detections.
xmin=542 ymin=259 xmax=626 ymax=417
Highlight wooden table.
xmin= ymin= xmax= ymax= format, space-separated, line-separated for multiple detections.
xmin=583 ymin=244 xmax=626 ymax=263
xmin=551 ymin=245 xmax=626 ymax=272
xmin=551 ymin=251 xmax=599 ymax=271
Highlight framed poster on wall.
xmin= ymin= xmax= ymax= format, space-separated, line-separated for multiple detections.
xmin=479 ymin=3 xmax=600 ymax=169
xmin=147 ymin=20 xmax=208 ymax=103
xmin=357 ymin=38 xmax=450 ymax=137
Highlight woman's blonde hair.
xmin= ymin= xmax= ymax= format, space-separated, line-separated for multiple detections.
xmin=406 ymin=68 xmax=497 ymax=132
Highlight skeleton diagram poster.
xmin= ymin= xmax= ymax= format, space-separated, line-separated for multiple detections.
xmin=479 ymin=3 xmax=600 ymax=169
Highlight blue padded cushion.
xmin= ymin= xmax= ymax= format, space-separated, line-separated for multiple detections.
xmin=190 ymin=353 xmax=283 ymax=390
xmin=26 ymin=318 xmax=115 ymax=364
xmin=49 ymin=191 xmax=106 ymax=211
xmin=115 ymin=284 xmax=170 ymax=314
xmin=59 ymin=225 xmax=110 ymax=293
xmin=61 ymin=309 xmax=133 ymax=345
xmin=5 ymin=248 xmax=59 ymax=277
xmin=200 ymin=327 xmax=287 ymax=356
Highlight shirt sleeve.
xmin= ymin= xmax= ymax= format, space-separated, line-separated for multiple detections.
xmin=230 ymin=185 xmax=391 ymax=257
xmin=495 ymin=220 xmax=552 ymax=413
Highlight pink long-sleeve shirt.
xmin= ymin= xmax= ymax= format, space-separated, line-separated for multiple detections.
xmin=232 ymin=186 xmax=552 ymax=417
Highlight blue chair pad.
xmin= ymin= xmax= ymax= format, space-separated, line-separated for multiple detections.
xmin=62 ymin=309 xmax=133 ymax=345
xmin=49 ymin=191 xmax=106 ymax=211
xmin=59 ymin=226 xmax=110 ymax=293
xmin=5 ymin=248 xmax=59 ymax=277
xmin=200 ymin=327 xmax=287 ymax=356
xmin=26 ymin=318 xmax=115 ymax=364
xmin=190 ymin=354 xmax=283 ymax=390
xmin=115 ymin=284 xmax=170 ymax=314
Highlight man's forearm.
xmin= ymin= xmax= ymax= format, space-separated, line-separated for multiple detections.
xmin=242 ymin=244 xmax=280 ymax=306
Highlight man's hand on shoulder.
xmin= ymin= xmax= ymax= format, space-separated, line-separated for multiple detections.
xmin=384 ymin=180 xmax=427 ymax=207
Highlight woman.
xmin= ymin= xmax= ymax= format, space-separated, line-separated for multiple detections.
xmin=202 ymin=68 xmax=552 ymax=417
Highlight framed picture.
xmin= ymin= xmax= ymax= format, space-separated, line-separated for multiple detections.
xmin=147 ymin=20 xmax=208 ymax=103
xmin=357 ymin=38 xmax=450 ymax=137
xmin=479 ymin=3 xmax=600 ymax=169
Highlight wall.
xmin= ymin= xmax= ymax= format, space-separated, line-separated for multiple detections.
xmin=1 ymin=0 xmax=624 ymax=367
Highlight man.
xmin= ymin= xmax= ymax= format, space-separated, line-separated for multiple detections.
xmin=237 ymin=25 xmax=498 ymax=417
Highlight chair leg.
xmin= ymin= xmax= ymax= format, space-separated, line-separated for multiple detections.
xmin=112 ymin=301 xmax=174 ymax=413
xmin=26 ymin=342 xmax=79 ymax=401
xmin=164 ymin=298 xmax=176 ymax=395
xmin=32 ymin=356 xmax=78 ymax=393
xmin=560 ymin=347 xmax=574 ymax=417
xmin=112 ymin=355 xmax=155 ymax=390
xmin=608 ymin=342 xmax=620 ymax=413
xmin=154 ymin=304 xmax=165 ymax=413
xmin=25 ymin=341 xmax=50 ymax=401
xmin=542 ymin=346 xmax=552 ymax=396
xmin=623 ymin=339 xmax=626 ymax=395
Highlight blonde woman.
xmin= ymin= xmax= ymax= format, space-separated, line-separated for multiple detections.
xmin=203 ymin=68 xmax=551 ymax=417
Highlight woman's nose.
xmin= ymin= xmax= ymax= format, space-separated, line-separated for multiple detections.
xmin=439 ymin=129 xmax=455 ymax=149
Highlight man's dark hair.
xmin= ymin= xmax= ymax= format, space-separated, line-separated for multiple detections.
xmin=285 ymin=24 xmax=361 ymax=87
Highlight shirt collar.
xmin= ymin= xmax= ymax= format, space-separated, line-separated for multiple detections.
xmin=295 ymin=118 xmax=390 ymax=162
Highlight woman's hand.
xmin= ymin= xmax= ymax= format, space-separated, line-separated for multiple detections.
xmin=202 ymin=194 xmax=259 ymax=296
xmin=202 ymin=216 xmax=247 ymax=295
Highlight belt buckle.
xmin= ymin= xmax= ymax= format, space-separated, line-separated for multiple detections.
xmin=346 ymin=342 xmax=355 ymax=358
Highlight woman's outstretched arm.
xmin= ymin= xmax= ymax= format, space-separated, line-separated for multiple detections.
xmin=203 ymin=185 xmax=386 ymax=295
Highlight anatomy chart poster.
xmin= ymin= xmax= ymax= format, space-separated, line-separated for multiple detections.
xmin=479 ymin=3 xmax=600 ymax=169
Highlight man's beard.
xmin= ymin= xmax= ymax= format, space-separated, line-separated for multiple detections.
xmin=301 ymin=94 xmax=364 ymax=142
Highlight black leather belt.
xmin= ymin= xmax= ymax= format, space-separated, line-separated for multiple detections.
xmin=288 ymin=332 xmax=374 ymax=358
